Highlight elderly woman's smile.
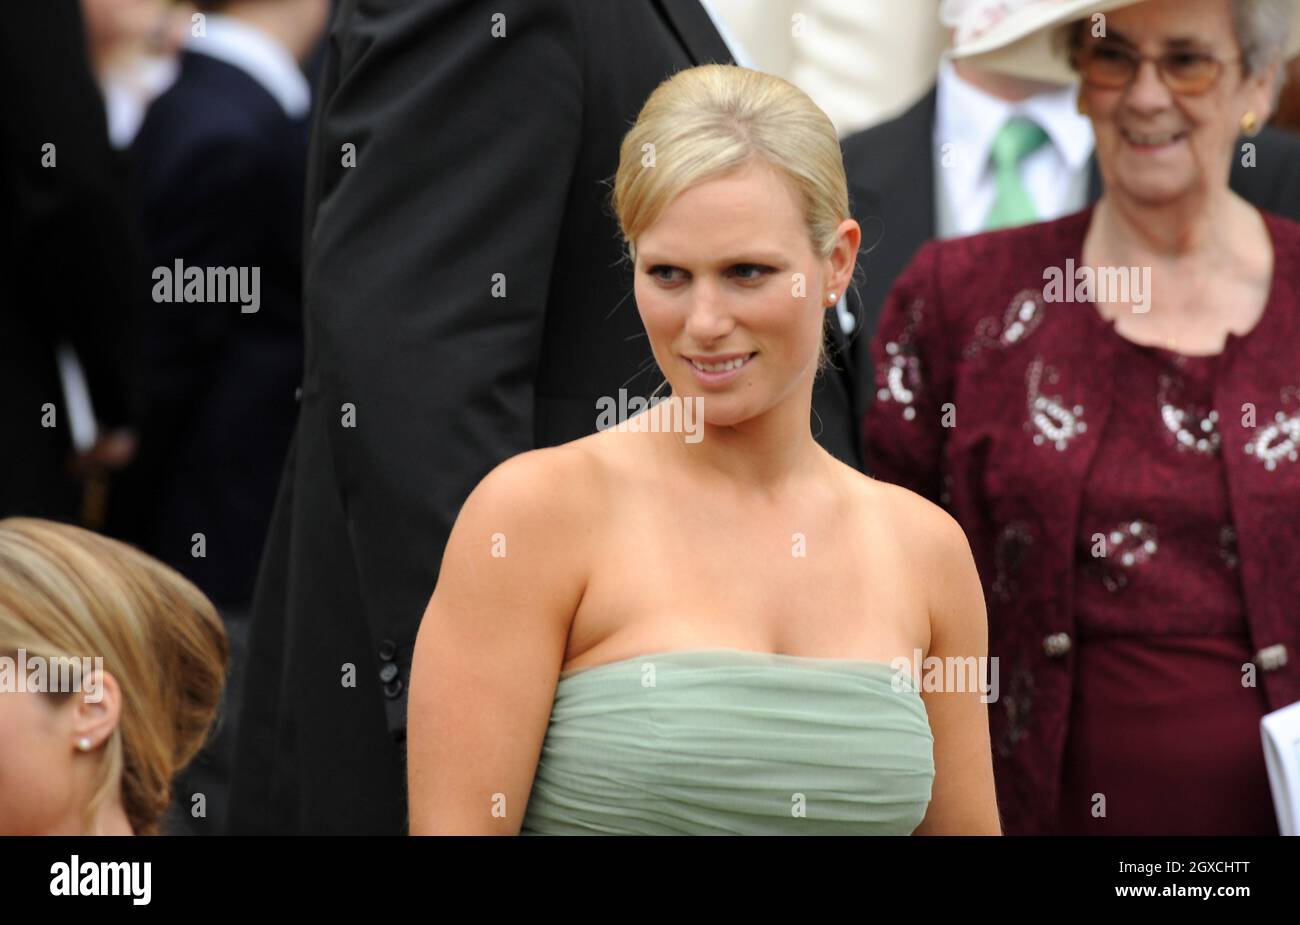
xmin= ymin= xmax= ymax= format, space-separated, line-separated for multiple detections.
xmin=1119 ymin=124 xmax=1189 ymax=148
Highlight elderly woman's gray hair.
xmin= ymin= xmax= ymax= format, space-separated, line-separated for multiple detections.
xmin=1234 ymin=0 xmax=1294 ymax=103
xmin=1061 ymin=0 xmax=1294 ymax=105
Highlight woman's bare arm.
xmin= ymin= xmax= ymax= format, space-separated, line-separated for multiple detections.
xmin=909 ymin=502 xmax=1002 ymax=835
xmin=407 ymin=447 xmax=596 ymax=834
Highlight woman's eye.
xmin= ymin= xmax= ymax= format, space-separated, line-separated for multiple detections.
xmin=647 ymin=265 xmax=682 ymax=283
xmin=729 ymin=264 xmax=774 ymax=281
xmin=1168 ymin=52 xmax=1209 ymax=69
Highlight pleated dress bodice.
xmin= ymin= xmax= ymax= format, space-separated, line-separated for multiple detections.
xmin=519 ymin=648 xmax=935 ymax=835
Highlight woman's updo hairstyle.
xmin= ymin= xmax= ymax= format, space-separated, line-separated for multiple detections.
xmin=0 ymin=518 xmax=228 ymax=835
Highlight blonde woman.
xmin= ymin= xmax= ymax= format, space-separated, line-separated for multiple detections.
xmin=0 ymin=518 xmax=227 ymax=835
xmin=408 ymin=65 xmax=1001 ymax=835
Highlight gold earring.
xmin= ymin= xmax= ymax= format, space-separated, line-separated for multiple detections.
xmin=1077 ymin=93 xmax=1089 ymax=116
xmin=1242 ymin=111 xmax=1260 ymax=136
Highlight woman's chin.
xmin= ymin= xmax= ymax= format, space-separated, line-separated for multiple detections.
xmin=1112 ymin=170 xmax=1199 ymax=207
xmin=702 ymin=398 xmax=770 ymax=430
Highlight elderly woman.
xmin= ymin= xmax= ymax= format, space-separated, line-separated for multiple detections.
xmin=867 ymin=0 xmax=1300 ymax=835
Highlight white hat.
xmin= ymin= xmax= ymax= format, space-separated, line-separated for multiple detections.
xmin=947 ymin=0 xmax=1300 ymax=86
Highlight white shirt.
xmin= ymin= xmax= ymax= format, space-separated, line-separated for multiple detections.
xmin=187 ymin=14 xmax=311 ymax=119
xmin=933 ymin=57 xmax=1094 ymax=239
xmin=101 ymin=55 xmax=180 ymax=150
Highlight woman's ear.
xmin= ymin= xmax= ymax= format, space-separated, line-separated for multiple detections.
xmin=826 ymin=218 xmax=862 ymax=300
xmin=69 ymin=670 xmax=122 ymax=753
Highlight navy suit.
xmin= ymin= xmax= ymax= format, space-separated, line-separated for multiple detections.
xmin=120 ymin=50 xmax=309 ymax=610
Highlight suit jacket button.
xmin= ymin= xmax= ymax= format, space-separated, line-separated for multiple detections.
xmin=384 ymin=678 xmax=404 ymax=699
xmin=378 ymin=639 xmax=397 ymax=661
xmin=1043 ymin=632 xmax=1072 ymax=658
xmin=1255 ymin=644 xmax=1288 ymax=672
xmin=379 ymin=662 xmax=399 ymax=684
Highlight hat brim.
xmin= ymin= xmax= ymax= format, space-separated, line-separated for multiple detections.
xmin=950 ymin=0 xmax=1300 ymax=86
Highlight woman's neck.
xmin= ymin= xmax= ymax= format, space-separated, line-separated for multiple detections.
xmin=660 ymin=387 xmax=830 ymax=499
xmin=1095 ymin=186 xmax=1241 ymax=260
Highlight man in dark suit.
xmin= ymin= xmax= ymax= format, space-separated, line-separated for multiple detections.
xmin=228 ymin=0 xmax=861 ymax=834
xmin=0 ymin=0 xmax=140 ymax=521
xmin=843 ymin=62 xmax=1300 ymax=425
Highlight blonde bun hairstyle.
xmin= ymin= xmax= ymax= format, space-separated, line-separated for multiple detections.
xmin=0 ymin=518 xmax=228 ymax=835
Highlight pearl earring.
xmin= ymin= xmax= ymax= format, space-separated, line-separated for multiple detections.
xmin=77 ymin=737 xmax=92 ymax=752
xmin=828 ymin=292 xmax=838 ymax=303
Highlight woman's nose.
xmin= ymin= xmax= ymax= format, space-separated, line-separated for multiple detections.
xmin=1124 ymin=58 xmax=1175 ymax=115
xmin=684 ymin=283 xmax=736 ymax=342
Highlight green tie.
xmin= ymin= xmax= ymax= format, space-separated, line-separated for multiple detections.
xmin=983 ymin=116 xmax=1050 ymax=231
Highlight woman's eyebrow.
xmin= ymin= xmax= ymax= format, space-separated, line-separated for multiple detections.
xmin=640 ymin=252 xmax=787 ymax=267
xmin=1099 ymin=27 xmax=1211 ymax=50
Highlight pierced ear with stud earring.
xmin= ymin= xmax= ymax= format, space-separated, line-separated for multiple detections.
xmin=827 ymin=292 xmax=838 ymax=304
xmin=77 ymin=737 xmax=93 ymax=752
xmin=1242 ymin=110 xmax=1260 ymax=136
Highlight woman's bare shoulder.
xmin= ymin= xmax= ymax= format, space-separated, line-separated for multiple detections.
xmin=462 ymin=439 xmax=609 ymax=528
xmin=839 ymin=464 xmax=973 ymax=567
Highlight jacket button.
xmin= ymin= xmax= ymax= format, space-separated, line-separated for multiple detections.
xmin=383 ymin=678 xmax=404 ymax=699
xmin=379 ymin=662 xmax=399 ymax=683
xmin=1043 ymin=632 xmax=1072 ymax=658
xmin=378 ymin=639 xmax=397 ymax=662
xmin=1254 ymin=644 xmax=1288 ymax=672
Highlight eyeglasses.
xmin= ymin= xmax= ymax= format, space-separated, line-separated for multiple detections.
xmin=1073 ymin=42 xmax=1240 ymax=95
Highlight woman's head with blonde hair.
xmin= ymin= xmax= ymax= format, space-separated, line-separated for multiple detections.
xmin=614 ymin=64 xmax=852 ymax=263
xmin=611 ymin=65 xmax=859 ymax=430
xmin=0 ymin=518 xmax=227 ymax=835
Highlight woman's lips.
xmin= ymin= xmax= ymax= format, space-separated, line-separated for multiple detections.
xmin=1121 ymin=127 xmax=1189 ymax=152
xmin=685 ymin=351 xmax=757 ymax=386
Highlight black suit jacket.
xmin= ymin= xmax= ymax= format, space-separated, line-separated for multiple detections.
xmin=116 ymin=51 xmax=310 ymax=608
xmin=230 ymin=0 xmax=859 ymax=834
xmin=0 ymin=0 xmax=139 ymax=519
xmin=842 ymin=85 xmax=1300 ymax=421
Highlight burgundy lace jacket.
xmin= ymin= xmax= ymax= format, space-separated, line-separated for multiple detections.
xmin=864 ymin=206 xmax=1300 ymax=835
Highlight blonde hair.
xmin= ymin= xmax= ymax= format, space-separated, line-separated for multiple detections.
xmin=612 ymin=65 xmax=852 ymax=374
xmin=0 ymin=518 xmax=227 ymax=835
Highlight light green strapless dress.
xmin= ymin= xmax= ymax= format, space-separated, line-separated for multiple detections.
xmin=520 ymin=648 xmax=934 ymax=835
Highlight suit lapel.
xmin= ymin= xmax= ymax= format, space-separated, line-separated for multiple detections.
xmin=848 ymin=88 xmax=938 ymax=333
xmin=653 ymin=0 xmax=735 ymax=65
